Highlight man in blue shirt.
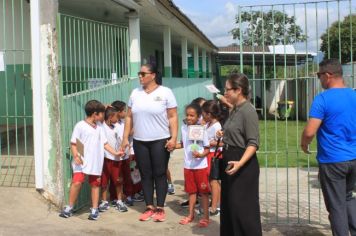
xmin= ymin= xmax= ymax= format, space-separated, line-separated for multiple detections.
xmin=301 ymin=59 xmax=356 ymax=236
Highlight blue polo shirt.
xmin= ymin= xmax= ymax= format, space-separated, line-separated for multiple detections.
xmin=309 ymin=88 xmax=356 ymax=163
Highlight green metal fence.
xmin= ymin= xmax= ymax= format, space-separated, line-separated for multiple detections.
xmin=232 ymin=0 xmax=355 ymax=225
xmin=0 ymin=0 xmax=34 ymax=187
xmin=58 ymin=14 xmax=129 ymax=95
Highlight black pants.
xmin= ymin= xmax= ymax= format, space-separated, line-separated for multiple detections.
xmin=319 ymin=159 xmax=356 ymax=236
xmin=133 ymin=138 xmax=170 ymax=207
xmin=220 ymin=146 xmax=262 ymax=236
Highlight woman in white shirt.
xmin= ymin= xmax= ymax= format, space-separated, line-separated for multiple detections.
xmin=121 ymin=64 xmax=178 ymax=222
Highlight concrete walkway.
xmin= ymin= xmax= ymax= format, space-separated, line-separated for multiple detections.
xmin=0 ymin=149 xmax=332 ymax=236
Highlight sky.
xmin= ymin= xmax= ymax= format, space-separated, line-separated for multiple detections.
xmin=173 ymin=0 xmax=355 ymax=52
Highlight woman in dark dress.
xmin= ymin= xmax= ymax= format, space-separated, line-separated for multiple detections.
xmin=217 ymin=73 xmax=262 ymax=236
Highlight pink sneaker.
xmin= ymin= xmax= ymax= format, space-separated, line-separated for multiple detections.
xmin=152 ymin=208 xmax=166 ymax=222
xmin=139 ymin=208 xmax=155 ymax=221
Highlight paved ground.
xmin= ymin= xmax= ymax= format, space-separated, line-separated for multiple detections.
xmin=0 ymin=149 xmax=332 ymax=236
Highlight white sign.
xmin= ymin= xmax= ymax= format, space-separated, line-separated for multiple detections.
xmin=0 ymin=51 xmax=4 ymax=71
xmin=111 ymin=72 xmax=117 ymax=84
xmin=88 ymin=78 xmax=105 ymax=89
xmin=188 ymin=125 xmax=205 ymax=141
xmin=205 ymin=84 xmax=220 ymax=94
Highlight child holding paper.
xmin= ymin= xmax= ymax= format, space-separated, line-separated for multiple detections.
xmin=59 ymin=100 xmax=123 ymax=220
xmin=176 ymin=103 xmax=211 ymax=227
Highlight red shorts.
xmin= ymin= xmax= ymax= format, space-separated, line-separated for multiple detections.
xmin=72 ymin=172 xmax=101 ymax=187
xmin=101 ymin=158 xmax=123 ymax=188
xmin=184 ymin=168 xmax=210 ymax=194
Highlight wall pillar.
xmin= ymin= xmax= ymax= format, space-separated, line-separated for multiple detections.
xmin=126 ymin=11 xmax=141 ymax=77
xmin=31 ymin=0 xmax=64 ymax=206
xmin=163 ymin=26 xmax=172 ymax=77
xmin=208 ymin=53 xmax=212 ymax=78
xmin=202 ymin=49 xmax=206 ymax=78
xmin=181 ymin=37 xmax=188 ymax=78
xmin=194 ymin=44 xmax=199 ymax=78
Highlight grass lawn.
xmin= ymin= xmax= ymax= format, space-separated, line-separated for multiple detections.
xmin=257 ymin=120 xmax=319 ymax=167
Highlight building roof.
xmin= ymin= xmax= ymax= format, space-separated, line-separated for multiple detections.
xmin=156 ymin=0 xmax=217 ymax=51
xmin=217 ymin=45 xmax=314 ymax=66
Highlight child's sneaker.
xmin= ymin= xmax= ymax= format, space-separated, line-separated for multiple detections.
xmin=117 ymin=201 xmax=128 ymax=212
xmin=88 ymin=208 xmax=99 ymax=220
xmin=132 ymin=193 xmax=144 ymax=202
xmin=59 ymin=206 xmax=73 ymax=218
xmin=125 ymin=196 xmax=134 ymax=206
xmin=167 ymin=183 xmax=175 ymax=195
xmin=152 ymin=208 xmax=166 ymax=222
xmin=209 ymin=208 xmax=220 ymax=216
xmin=139 ymin=208 xmax=155 ymax=221
xmin=98 ymin=201 xmax=110 ymax=212
xmin=111 ymin=200 xmax=118 ymax=207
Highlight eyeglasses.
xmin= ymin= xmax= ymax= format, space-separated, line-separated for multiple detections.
xmin=138 ymin=71 xmax=153 ymax=77
xmin=224 ymin=87 xmax=236 ymax=92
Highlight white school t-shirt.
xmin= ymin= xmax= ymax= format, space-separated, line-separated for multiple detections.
xmin=181 ymin=124 xmax=210 ymax=169
xmin=103 ymin=122 xmax=121 ymax=161
xmin=114 ymin=119 xmax=129 ymax=160
xmin=70 ymin=120 xmax=107 ymax=176
xmin=128 ymin=86 xmax=177 ymax=141
xmin=205 ymin=122 xmax=223 ymax=152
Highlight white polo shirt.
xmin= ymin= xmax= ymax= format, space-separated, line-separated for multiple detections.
xmin=70 ymin=120 xmax=107 ymax=176
xmin=128 ymin=86 xmax=177 ymax=141
xmin=205 ymin=121 xmax=223 ymax=152
xmin=181 ymin=124 xmax=210 ymax=169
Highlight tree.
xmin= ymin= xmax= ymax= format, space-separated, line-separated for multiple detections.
xmin=230 ymin=10 xmax=307 ymax=46
xmin=320 ymin=14 xmax=356 ymax=64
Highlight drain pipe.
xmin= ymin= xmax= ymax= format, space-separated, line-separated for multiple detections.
xmin=30 ymin=0 xmax=44 ymax=189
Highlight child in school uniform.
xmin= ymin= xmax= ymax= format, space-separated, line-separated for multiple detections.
xmin=176 ymin=103 xmax=211 ymax=228
xmin=99 ymin=106 xmax=128 ymax=213
xmin=202 ymin=100 xmax=223 ymax=217
xmin=110 ymin=101 xmax=144 ymax=206
xmin=59 ymin=100 xmax=123 ymax=220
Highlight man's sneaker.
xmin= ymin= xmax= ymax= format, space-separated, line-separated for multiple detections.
xmin=139 ymin=208 xmax=155 ymax=221
xmin=180 ymin=200 xmax=200 ymax=208
xmin=152 ymin=208 xmax=166 ymax=222
xmin=209 ymin=209 xmax=220 ymax=216
xmin=132 ymin=193 xmax=144 ymax=202
xmin=98 ymin=201 xmax=110 ymax=212
xmin=125 ymin=197 xmax=134 ymax=206
xmin=111 ymin=200 xmax=118 ymax=207
xmin=88 ymin=208 xmax=99 ymax=220
xmin=117 ymin=201 xmax=128 ymax=212
xmin=167 ymin=183 xmax=175 ymax=195
xmin=59 ymin=206 xmax=73 ymax=218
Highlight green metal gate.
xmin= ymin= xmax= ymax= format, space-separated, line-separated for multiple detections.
xmin=232 ymin=0 xmax=356 ymax=225
xmin=0 ymin=0 xmax=34 ymax=187
xmin=58 ymin=13 xmax=131 ymax=208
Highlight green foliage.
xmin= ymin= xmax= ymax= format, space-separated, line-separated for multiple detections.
xmin=320 ymin=14 xmax=356 ymax=63
xmin=231 ymin=10 xmax=307 ymax=46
